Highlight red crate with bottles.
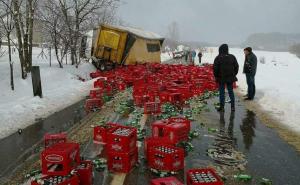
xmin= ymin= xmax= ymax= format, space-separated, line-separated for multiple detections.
xmin=107 ymin=147 xmax=138 ymax=173
xmin=148 ymin=144 xmax=184 ymax=172
xmin=106 ymin=125 xmax=137 ymax=153
xmin=93 ymin=122 xmax=119 ymax=144
xmin=187 ymin=168 xmax=223 ymax=185
xmin=41 ymin=142 xmax=80 ymax=176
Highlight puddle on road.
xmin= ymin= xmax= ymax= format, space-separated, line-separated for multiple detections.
xmin=121 ymin=99 xmax=300 ymax=185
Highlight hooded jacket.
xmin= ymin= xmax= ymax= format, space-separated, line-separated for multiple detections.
xmin=213 ymin=44 xmax=239 ymax=83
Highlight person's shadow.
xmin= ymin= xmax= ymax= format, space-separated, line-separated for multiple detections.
xmin=240 ymin=110 xmax=256 ymax=150
xmin=219 ymin=111 xmax=237 ymax=145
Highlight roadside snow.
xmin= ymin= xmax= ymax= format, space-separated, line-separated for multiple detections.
xmin=0 ymin=46 xmax=96 ymax=139
xmin=200 ymin=47 xmax=300 ymax=133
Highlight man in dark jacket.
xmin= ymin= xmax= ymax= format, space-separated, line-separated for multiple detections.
xmin=243 ymin=47 xmax=257 ymax=100
xmin=213 ymin=44 xmax=239 ymax=112
xmin=198 ymin=51 xmax=203 ymax=64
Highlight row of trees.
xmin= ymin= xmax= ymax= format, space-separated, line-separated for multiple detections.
xmin=0 ymin=0 xmax=120 ymax=90
xmin=289 ymin=43 xmax=300 ymax=58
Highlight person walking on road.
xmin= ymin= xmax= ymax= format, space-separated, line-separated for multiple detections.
xmin=243 ymin=47 xmax=257 ymax=100
xmin=213 ymin=44 xmax=239 ymax=112
xmin=198 ymin=51 xmax=203 ymax=64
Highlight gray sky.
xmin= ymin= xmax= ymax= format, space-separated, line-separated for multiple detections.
xmin=117 ymin=0 xmax=300 ymax=44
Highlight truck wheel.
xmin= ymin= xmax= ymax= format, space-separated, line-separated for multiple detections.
xmin=99 ymin=62 xmax=106 ymax=71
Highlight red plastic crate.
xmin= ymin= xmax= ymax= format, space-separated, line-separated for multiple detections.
xmin=151 ymin=120 xmax=169 ymax=137
xmin=144 ymin=102 xmax=161 ymax=114
xmin=106 ymin=125 xmax=137 ymax=153
xmin=151 ymin=177 xmax=184 ymax=185
xmin=44 ymin=132 xmax=67 ymax=148
xmin=148 ymin=144 xmax=184 ymax=172
xmin=93 ymin=78 xmax=106 ymax=88
xmin=89 ymin=88 xmax=103 ymax=99
xmin=31 ymin=174 xmax=79 ymax=185
xmin=144 ymin=137 xmax=174 ymax=160
xmin=41 ymin=142 xmax=80 ymax=176
xmin=107 ymin=147 xmax=138 ymax=173
xmin=85 ymin=98 xmax=102 ymax=113
xmin=168 ymin=117 xmax=191 ymax=132
xmin=187 ymin=168 xmax=224 ymax=185
xmin=93 ymin=122 xmax=119 ymax=144
xmin=76 ymin=160 xmax=93 ymax=185
xmin=164 ymin=122 xmax=190 ymax=144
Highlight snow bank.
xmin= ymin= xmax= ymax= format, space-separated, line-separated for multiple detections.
xmin=0 ymin=46 xmax=96 ymax=139
xmin=201 ymin=47 xmax=300 ymax=133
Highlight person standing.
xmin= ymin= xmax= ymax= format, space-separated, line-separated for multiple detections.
xmin=191 ymin=50 xmax=196 ymax=64
xmin=213 ymin=44 xmax=239 ymax=112
xmin=198 ymin=51 xmax=203 ymax=64
xmin=243 ymin=47 xmax=257 ymax=100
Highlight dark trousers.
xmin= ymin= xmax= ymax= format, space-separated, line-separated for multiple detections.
xmin=198 ymin=57 xmax=202 ymax=64
xmin=246 ymin=74 xmax=256 ymax=99
xmin=219 ymin=82 xmax=235 ymax=107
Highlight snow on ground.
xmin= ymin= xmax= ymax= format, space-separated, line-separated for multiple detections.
xmin=0 ymin=46 xmax=96 ymax=139
xmin=199 ymin=47 xmax=300 ymax=133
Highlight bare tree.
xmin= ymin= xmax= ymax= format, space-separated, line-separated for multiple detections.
xmin=38 ymin=0 xmax=69 ymax=68
xmin=58 ymin=0 xmax=119 ymax=67
xmin=11 ymin=0 xmax=38 ymax=79
xmin=0 ymin=0 xmax=15 ymax=90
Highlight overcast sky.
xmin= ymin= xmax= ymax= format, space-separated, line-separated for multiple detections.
xmin=117 ymin=0 xmax=300 ymax=44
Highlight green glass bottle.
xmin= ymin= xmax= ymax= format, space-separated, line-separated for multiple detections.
xmin=233 ymin=174 xmax=252 ymax=181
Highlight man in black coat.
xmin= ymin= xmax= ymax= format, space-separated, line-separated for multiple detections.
xmin=243 ymin=47 xmax=257 ymax=100
xmin=198 ymin=51 xmax=203 ymax=64
xmin=213 ymin=44 xmax=239 ymax=112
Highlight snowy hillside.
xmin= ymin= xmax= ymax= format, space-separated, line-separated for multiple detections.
xmin=199 ymin=47 xmax=300 ymax=133
xmin=0 ymin=46 xmax=96 ymax=139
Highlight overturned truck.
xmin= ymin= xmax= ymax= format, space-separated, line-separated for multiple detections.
xmin=84 ymin=24 xmax=164 ymax=71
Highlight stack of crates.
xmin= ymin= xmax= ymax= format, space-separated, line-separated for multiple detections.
xmin=151 ymin=117 xmax=191 ymax=144
xmin=89 ymin=88 xmax=103 ymax=99
xmin=106 ymin=124 xmax=138 ymax=173
xmin=41 ymin=142 xmax=81 ymax=176
xmin=186 ymin=168 xmax=224 ymax=185
xmin=148 ymin=144 xmax=184 ymax=172
xmin=164 ymin=117 xmax=191 ymax=144
xmin=151 ymin=177 xmax=184 ymax=185
xmin=93 ymin=122 xmax=119 ymax=144
xmin=31 ymin=135 xmax=93 ymax=185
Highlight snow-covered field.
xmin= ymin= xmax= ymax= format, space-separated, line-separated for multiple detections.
xmin=0 ymin=46 xmax=96 ymax=139
xmin=199 ymin=47 xmax=300 ymax=134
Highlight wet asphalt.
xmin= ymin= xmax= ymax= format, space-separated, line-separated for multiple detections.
xmin=0 ymin=93 xmax=299 ymax=184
